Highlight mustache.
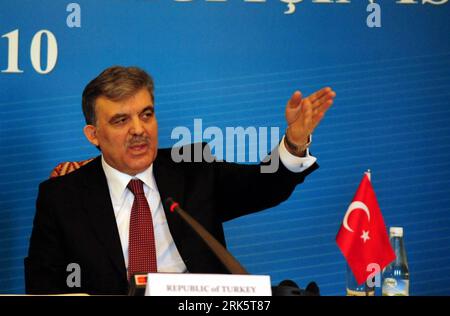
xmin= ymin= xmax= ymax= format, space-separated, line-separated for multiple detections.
xmin=127 ymin=136 xmax=150 ymax=147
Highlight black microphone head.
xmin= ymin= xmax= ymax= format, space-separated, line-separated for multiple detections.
xmin=305 ymin=281 xmax=320 ymax=296
xmin=272 ymin=279 xmax=304 ymax=296
xmin=278 ymin=279 xmax=299 ymax=288
xmin=165 ymin=197 xmax=176 ymax=211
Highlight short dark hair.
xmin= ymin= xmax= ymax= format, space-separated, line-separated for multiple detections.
xmin=82 ymin=66 xmax=154 ymax=125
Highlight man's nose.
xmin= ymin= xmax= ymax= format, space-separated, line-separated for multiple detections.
xmin=130 ymin=117 xmax=144 ymax=135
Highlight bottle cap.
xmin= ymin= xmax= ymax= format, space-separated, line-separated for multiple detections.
xmin=390 ymin=227 xmax=403 ymax=237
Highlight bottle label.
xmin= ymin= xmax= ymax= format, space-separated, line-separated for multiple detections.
xmin=382 ymin=278 xmax=409 ymax=296
xmin=346 ymin=288 xmax=375 ymax=296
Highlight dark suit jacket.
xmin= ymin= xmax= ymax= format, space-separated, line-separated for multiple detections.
xmin=25 ymin=143 xmax=318 ymax=295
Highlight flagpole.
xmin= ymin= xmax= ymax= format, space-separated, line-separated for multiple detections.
xmin=365 ymin=169 xmax=371 ymax=181
xmin=365 ymin=169 xmax=372 ymax=296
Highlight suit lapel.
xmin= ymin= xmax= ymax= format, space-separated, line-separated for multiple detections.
xmin=153 ymin=151 xmax=192 ymax=263
xmin=81 ymin=157 xmax=127 ymax=280
xmin=153 ymin=151 xmax=185 ymax=210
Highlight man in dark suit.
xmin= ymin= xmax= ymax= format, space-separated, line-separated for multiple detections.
xmin=25 ymin=66 xmax=336 ymax=295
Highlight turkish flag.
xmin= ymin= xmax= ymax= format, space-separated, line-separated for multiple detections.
xmin=336 ymin=173 xmax=395 ymax=285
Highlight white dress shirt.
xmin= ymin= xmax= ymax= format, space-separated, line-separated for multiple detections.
xmin=101 ymin=138 xmax=316 ymax=274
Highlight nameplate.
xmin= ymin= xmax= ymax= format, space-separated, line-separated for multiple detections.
xmin=145 ymin=273 xmax=272 ymax=296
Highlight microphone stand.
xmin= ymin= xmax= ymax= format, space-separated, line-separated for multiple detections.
xmin=165 ymin=197 xmax=248 ymax=275
xmin=165 ymin=198 xmax=320 ymax=296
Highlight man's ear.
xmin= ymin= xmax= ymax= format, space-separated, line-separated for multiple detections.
xmin=83 ymin=125 xmax=99 ymax=147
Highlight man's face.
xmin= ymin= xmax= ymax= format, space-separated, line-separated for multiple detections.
xmin=83 ymin=88 xmax=158 ymax=175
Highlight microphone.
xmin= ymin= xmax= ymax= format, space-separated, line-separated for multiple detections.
xmin=305 ymin=281 xmax=320 ymax=296
xmin=128 ymin=197 xmax=248 ymax=295
xmin=272 ymin=280 xmax=320 ymax=296
xmin=165 ymin=197 xmax=248 ymax=275
xmin=272 ymin=280 xmax=303 ymax=296
xmin=128 ymin=273 xmax=149 ymax=296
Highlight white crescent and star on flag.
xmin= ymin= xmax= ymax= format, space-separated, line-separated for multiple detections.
xmin=342 ymin=201 xmax=371 ymax=243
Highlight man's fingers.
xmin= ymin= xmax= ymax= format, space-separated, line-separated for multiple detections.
xmin=322 ymin=99 xmax=334 ymax=114
xmin=287 ymin=87 xmax=335 ymax=138
xmin=313 ymin=99 xmax=334 ymax=121
xmin=301 ymin=97 xmax=313 ymax=114
xmin=307 ymin=87 xmax=332 ymax=103
xmin=311 ymin=90 xmax=336 ymax=110
xmin=287 ymin=90 xmax=302 ymax=109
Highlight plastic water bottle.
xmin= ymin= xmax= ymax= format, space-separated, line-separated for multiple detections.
xmin=382 ymin=227 xmax=410 ymax=296
xmin=346 ymin=263 xmax=375 ymax=296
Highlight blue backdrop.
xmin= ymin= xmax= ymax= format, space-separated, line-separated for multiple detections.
xmin=1 ymin=0 xmax=450 ymax=295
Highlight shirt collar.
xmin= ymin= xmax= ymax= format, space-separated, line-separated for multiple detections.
xmin=101 ymin=155 xmax=156 ymax=202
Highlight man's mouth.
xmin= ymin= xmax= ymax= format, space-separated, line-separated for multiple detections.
xmin=128 ymin=143 xmax=149 ymax=153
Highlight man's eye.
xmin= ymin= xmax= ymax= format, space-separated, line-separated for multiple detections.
xmin=114 ymin=118 xmax=127 ymax=125
xmin=142 ymin=111 xmax=153 ymax=119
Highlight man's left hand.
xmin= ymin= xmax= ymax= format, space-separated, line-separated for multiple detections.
xmin=284 ymin=87 xmax=336 ymax=155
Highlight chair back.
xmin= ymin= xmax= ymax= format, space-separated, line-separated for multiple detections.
xmin=50 ymin=158 xmax=94 ymax=178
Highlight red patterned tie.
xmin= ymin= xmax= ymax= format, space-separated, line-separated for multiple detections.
xmin=127 ymin=179 xmax=157 ymax=279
